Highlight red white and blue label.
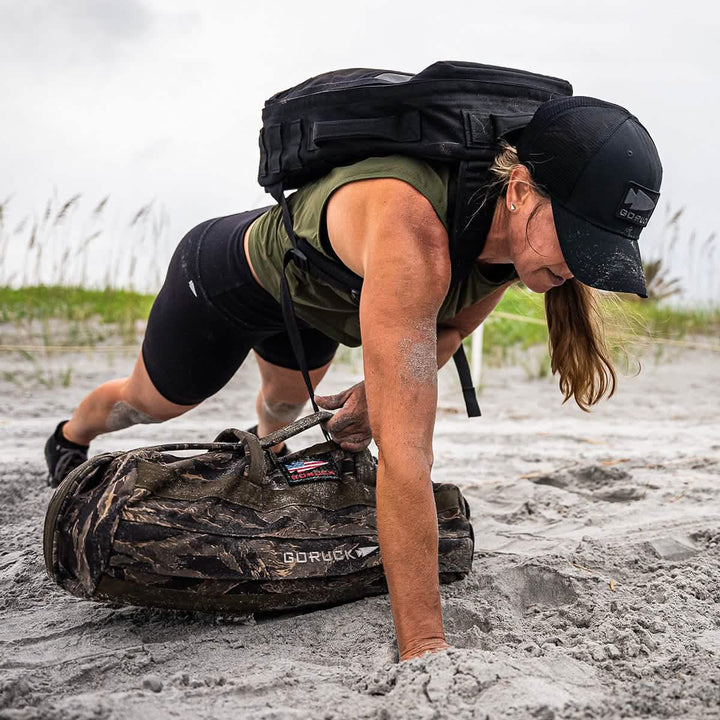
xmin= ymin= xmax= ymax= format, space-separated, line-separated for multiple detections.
xmin=281 ymin=454 xmax=340 ymax=485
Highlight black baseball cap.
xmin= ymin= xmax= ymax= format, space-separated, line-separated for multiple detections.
xmin=517 ymin=96 xmax=663 ymax=298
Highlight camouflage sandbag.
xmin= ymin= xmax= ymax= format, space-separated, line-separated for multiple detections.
xmin=43 ymin=412 xmax=474 ymax=614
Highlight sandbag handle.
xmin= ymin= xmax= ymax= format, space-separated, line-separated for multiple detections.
xmin=134 ymin=432 xmax=265 ymax=485
xmin=258 ymin=410 xmax=334 ymax=449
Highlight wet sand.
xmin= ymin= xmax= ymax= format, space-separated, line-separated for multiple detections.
xmin=1 ymin=340 xmax=719 ymax=719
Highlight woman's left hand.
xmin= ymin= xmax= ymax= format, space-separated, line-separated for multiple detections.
xmin=315 ymin=381 xmax=372 ymax=452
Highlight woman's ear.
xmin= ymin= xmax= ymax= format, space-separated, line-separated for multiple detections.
xmin=506 ymin=165 xmax=534 ymax=211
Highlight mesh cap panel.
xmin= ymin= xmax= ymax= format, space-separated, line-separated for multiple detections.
xmin=518 ymin=97 xmax=633 ymax=201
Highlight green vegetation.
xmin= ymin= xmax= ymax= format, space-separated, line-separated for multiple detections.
xmin=0 ymin=283 xmax=717 ymax=390
xmin=619 ymin=299 xmax=720 ymax=340
xmin=0 ymin=285 xmax=154 ymax=325
xmin=1 ymin=283 xmax=718 ymax=353
xmin=487 ymin=286 xmax=548 ymax=349
xmin=474 ymin=284 xmax=720 ymax=361
xmin=0 ymin=286 xmax=155 ymax=380
xmin=1 ymin=192 xmax=717 ymax=355
xmin=2 ymin=193 xmax=714 ymax=390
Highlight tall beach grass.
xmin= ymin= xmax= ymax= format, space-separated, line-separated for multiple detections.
xmin=0 ymin=193 xmax=171 ymax=292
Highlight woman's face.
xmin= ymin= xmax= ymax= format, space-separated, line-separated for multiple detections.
xmin=507 ymin=196 xmax=574 ymax=293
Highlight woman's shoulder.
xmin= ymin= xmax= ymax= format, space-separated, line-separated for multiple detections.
xmin=312 ymin=155 xmax=451 ymax=231
xmin=326 ymin=154 xmax=449 ymax=186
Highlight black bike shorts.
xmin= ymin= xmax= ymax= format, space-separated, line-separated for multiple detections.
xmin=141 ymin=208 xmax=339 ymax=405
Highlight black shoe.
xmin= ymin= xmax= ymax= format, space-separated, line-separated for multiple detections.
xmin=44 ymin=421 xmax=89 ymax=488
xmin=246 ymin=425 xmax=291 ymax=457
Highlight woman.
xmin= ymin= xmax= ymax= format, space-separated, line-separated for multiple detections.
xmin=45 ymin=96 xmax=662 ymax=661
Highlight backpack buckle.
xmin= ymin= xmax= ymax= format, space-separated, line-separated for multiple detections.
xmin=289 ymin=247 xmax=309 ymax=272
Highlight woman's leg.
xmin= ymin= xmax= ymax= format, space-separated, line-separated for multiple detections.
xmin=62 ymin=352 xmax=198 ymax=446
xmin=252 ymin=323 xmax=339 ymax=447
xmin=254 ymin=354 xmax=333 ymax=440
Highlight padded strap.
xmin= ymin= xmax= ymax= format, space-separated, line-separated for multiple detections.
xmin=275 ymin=186 xmax=363 ymax=296
xmin=294 ymin=235 xmax=363 ymax=298
xmin=269 ymin=189 xmax=329 ymax=441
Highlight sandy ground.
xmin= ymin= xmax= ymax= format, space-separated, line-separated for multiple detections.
xmin=1 ymin=335 xmax=719 ymax=719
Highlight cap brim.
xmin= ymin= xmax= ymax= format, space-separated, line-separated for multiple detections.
xmin=551 ymin=199 xmax=648 ymax=298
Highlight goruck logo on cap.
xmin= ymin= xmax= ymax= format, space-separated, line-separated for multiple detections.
xmin=616 ymin=181 xmax=660 ymax=228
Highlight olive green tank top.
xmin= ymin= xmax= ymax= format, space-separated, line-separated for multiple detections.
xmin=247 ymin=155 xmax=516 ymax=347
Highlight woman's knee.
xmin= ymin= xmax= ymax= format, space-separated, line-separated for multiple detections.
xmin=259 ymin=394 xmax=307 ymax=424
xmin=105 ymin=399 xmax=164 ymax=431
xmin=111 ymin=388 xmax=197 ymax=429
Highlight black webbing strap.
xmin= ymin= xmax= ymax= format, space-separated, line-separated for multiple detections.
xmin=452 ymin=345 xmax=481 ymax=417
xmin=275 ymin=187 xmax=363 ymax=298
xmin=279 ymin=251 xmax=332 ymax=442
xmin=294 ymin=235 xmax=363 ymax=298
xmin=275 ymin=188 xmax=332 ymax=442
xmin=279 ymin=252 xmax=319 ymax=413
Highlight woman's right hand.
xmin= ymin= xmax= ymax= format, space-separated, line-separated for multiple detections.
xmin=315 ymin=381 xmax=371 ymax=452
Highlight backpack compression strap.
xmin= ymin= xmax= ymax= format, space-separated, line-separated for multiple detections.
xmin=451 ymin=345 xmax=481 ymax=416
xmin=273 ymin=186 xmax=481 ymax=419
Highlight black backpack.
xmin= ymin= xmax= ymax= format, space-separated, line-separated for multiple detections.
xmin=257 ymin=61 xmax=572 ymax=417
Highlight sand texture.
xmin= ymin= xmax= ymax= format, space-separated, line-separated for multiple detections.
xmin=1 ymin=343 xmax=719 ymax=719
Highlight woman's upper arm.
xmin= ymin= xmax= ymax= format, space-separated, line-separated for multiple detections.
xmin=327 ymin=176 xmax=514 ymax=342
xmin=346 ymin=179 xmax=450 ymax=452
xmin=325 ymin=176 xmax=447 ymax=279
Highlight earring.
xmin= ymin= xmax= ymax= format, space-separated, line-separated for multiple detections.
xmin=510 ymin=203 xmax=516 ymax=211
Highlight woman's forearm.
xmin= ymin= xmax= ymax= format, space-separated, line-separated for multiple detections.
xmin=376 ymin=448 xmax=447 ymax=659
xmin=370 ymin=324 xmax=463 ymax=658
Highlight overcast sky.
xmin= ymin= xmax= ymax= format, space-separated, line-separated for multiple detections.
xmin=2 ymin=0 xmax=718 ymax=299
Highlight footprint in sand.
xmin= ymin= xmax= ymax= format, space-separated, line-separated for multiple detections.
xmin=532 ymin=464 xmax=646 ymax=502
